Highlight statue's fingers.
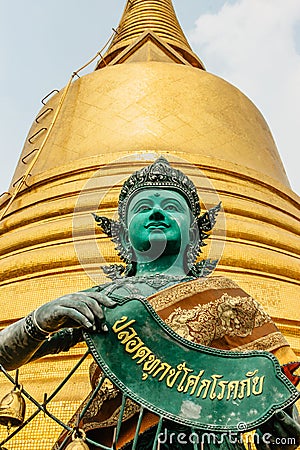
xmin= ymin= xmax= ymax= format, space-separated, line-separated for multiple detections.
xmin=272 ymin=421 xmax=288 ymax=439
xmin=274 ymin=410 xmax=300 ymax=437
xmin=271 ymin=411 xmax=300 ymax=449
xmin=101 ymin=323 xmax=109 ymax=333
xmin=75 ymin=301 xmax=107 ymax=328
xmin=60 ymin=306 xmax=95 ymax=330
xmin=69 ymin=300 xmax=112 ymax=332
xmin=66 ymin=295 xmax=112 ymax=332
xmin=68 ymin=302 xmax=103 ymax=328
xmin=72 ymin=296 xmax=105 ymax=322
xmin=84 ymin=291 xmax=117 ymax=308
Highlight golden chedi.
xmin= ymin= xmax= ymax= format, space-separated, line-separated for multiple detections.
xmin=0 ymin=0 xmax=299 ymax=448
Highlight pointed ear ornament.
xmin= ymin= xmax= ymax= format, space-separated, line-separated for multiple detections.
xmin=91 ymin=213 xmax=116 ymax=238
xmin=198 ymin=201 xmax=221 ymax=233
xmin=92 ymin=214 xmax=133 ymax=279
xmin=185 ymin=202 xmax=221 ymax=277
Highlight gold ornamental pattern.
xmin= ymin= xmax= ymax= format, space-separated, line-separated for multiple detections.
xmin=234 ymin=332 xmax=289 ymax=353
xmin=148 ymin=276 xmax=239 ymax=311
xmin=165 ymin=293 xmax=273 ymax=346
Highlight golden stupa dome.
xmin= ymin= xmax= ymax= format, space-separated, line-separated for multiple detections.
xmin=0 ymin=1 xmax=299 ymax=447
xmin=7 ymin=62 xmax=290 ymax=188
xmin=5 ymin=0 xmax=289 ymax=189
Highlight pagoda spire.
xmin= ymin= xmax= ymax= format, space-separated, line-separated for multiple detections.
xmin=96 ymin=0 xmax=204 ymax=69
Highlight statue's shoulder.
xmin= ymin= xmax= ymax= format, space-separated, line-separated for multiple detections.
xmin=148 ymin=276 xmax=239 ymax=305
xmin=87 ymin=277 xmax=130 ymax=299
xmin=87 ymin=281 xmax=116 ymax=293
xmin=185 ymin=275 xmax=240 ymax=291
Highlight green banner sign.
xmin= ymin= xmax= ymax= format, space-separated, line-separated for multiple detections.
xmin=84 ymin=299 xmax=299 ymax=433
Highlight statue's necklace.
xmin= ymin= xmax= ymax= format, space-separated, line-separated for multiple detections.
xmin=100 ymin=273 xmax=195 ymax=300
xmin=132 ymin=273 xmax=194 ymax=289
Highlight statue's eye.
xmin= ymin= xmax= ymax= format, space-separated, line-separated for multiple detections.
xmin=136 ymin=205 xmax=151 ymax=212
xmin=164 ymin=204 xmax=178 ymax=211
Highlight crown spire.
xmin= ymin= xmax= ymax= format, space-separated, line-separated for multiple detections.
xmin=96 ymin=0 xmax=204 ymax=69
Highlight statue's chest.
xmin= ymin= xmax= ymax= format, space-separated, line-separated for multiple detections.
xmin=98 ymin=275 xmax=195 ymax=307
xmin=101 ymin=281 xmax=157 ymax=301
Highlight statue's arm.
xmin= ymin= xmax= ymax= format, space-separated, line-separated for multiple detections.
xmin=0 ymin=316 xmax=46 ymax=371
xmin=0 ymin=319 xmax=84 ymax=371
xmin=0 ymin=288 xmax=116 ymax=371
xmin=27 ymin=327 xmax=84 ymax=362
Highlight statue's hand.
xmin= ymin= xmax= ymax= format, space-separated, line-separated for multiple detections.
xmin=256 ymin=406 xmax=300 ymax=450
xmin=34 ymin=292 xmax=117 ymax=334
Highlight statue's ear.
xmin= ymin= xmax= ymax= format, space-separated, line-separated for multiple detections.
xmin=197 ymin=202 xmax=221 ymax=234
xmin=113 ymin=221 xmax=134 ymax=264
xmin=93 ymin=214 xmax=133 ymax=264
xmin=115 ymin=221 xmax=130 ymax=250
xmin=92 ymin=214 xmax=117 ymax=237
xmin=191 ymin=259 xmax=219 ymax=278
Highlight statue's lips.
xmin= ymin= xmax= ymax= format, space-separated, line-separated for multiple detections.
xmin=145 ymin=222 xmax=170 ymax=230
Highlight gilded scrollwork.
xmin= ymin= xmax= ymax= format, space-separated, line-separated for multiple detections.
xmin=83 ymin=397 xmax=140 ymax=432
xmin=234 ymin=332 xmax=289 ymax=352
xmin=148 ymin=276 xmax=239 ymax=311
xmin=165 ymin=293 xmax=273 ymax=346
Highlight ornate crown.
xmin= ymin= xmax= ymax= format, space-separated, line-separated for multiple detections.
xmin=93 ymin=157 xmax=221 ymax=279
xmin=118 ymin=157 xmax=201 ymax=222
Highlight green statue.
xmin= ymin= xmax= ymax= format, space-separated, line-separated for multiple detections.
xmin=0 ymin=157 xmax=299 ymax=450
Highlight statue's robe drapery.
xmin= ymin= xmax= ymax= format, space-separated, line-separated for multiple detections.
xmin=53 ymin=276 xmax=295 ymax=449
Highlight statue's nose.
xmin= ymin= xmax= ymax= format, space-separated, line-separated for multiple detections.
xmin=149 ymin=209 xmax=165 ymax=221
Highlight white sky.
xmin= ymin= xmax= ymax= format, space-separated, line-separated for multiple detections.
xmin=0 ymin=0 xmax=299 ymax=195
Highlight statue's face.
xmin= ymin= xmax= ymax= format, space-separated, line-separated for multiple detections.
xmin=126 ymin=189 xmax=192 ymax=259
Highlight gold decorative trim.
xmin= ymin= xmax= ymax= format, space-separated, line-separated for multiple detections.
xmin=233 ymin=332 xmax=289 ymax=353
xmin=83 ymin=398 xmax=140 ymax=432
xmin=165 ymin=293 xmax=273 ymax=346
xmin=148 ymin=276 xmax=239 ymax=311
